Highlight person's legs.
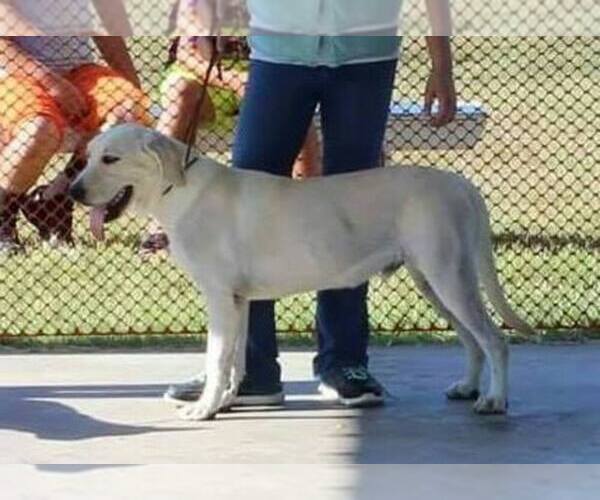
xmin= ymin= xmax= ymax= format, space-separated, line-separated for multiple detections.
xmin=157 ymin=73 xmax=215 ymax=141
xmin=0 ymin=116 xmax=62 ymax=194
xmin=314 ymin=60 xmax=398 ymax=378
xmin=67 ymin=64 xmax=153 ymax=135
xmin=0 ymin=116 xmax=63 ymax=252
xmin=232 ymin=60 xmax=319 ymax=389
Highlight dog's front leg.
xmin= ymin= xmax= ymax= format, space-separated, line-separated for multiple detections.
xmin=220 ymin=299 xmax=249 ymax=411
xmin=179 ymin=293 xmax=243 ymax=421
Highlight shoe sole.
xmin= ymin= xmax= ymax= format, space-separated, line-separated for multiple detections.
xmin=318 ymin=383 xmax=385 ymax=408
xmin=234 ymin=392 xmax=285 ymax=407
xmin=163 ymin=391 xmax=202 ymax=406
xmin=163 ymin=390 xmax=285 ymax=408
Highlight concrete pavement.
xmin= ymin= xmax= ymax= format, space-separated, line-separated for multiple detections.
xmin=1 ymin=344 xmax=600 ymax=464
xmin=2 ymin=345 xmax=600 ymax=498
xmin=0 ymin=344 xmax=600 ymax=464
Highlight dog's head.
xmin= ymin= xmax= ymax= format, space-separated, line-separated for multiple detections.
xmin=69 ymin=124 xmax=186 ymax=224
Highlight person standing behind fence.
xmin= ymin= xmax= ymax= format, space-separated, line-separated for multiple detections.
xmin=166 ymin=0 xmax=457 ymax=408
xmin=140 ymin=34 xmax=322 ymax=255
xmin=0 ymin=1 xmax=150 ymax=253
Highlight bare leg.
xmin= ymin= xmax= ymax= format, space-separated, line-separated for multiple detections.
xmin=102 ymin=98 xmax=150 ymax=130
xmin=0 ymin=117 xmax=61 ymax=194
xmin=157 ymin=77 xmax=213 ymax=141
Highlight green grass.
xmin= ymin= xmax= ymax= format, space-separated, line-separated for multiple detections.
xmin=0 ymin=37 xmax=599 ymax=338
xmin=2 ymin=329 xmax=600 ymax=352
xmin=1 ymin=239 xmax=598 ymax=336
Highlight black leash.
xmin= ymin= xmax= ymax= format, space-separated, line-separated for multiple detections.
xmin=162 ymin=37 xmax=222 ymax=197
xmin=183 ymin=37 xmax=222 ymax=171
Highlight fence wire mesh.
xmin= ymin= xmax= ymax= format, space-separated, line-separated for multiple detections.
xmin=0 ymin=33 xmax=598 ymax=336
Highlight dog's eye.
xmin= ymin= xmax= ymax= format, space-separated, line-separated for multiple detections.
xmin=102 ymin=155 xmax=120 ymax=165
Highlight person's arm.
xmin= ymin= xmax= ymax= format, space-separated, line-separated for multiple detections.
xmin=423 ymin=0 xmax=456 ymax=126
xmin=176 ymin=0 xmax=217 ymax=35
xmin=92 ymin=36 xmax=141 ymax=88
xmin=0 ymin=1 xmax=46 ymax=35
xmin=424 ymin=37 xmax=456 ymax=127
xmin=0 ymin=37 xmax=88 ymax=121
xmin=92 ymin=0 xmax=133 ymax=35
xmin=425 ymin=0 xmax=452 ymax=36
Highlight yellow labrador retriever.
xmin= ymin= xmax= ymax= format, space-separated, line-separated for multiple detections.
xmin=70 ymin=124 xmax=534 ymax=421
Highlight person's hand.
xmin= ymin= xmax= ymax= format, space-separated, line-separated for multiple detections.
xmin=292 ymin=157 xmax=322 ymax=179
xmin=424 ymin=66 xmax=457 ymax=127
xmin=293 ymin=124 xmax=322 ymax=179
xmin=45 ymin=76 xmax=89 ymax=123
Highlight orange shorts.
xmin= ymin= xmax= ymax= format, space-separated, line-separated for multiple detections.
xmin=0 ymin=64 xmax=152 ymax=142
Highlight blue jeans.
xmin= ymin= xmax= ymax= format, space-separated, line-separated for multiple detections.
xmin=232 ymin=59 xmax=398 ymax=386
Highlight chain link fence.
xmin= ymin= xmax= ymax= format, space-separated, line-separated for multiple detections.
xmin=0 ymin=33 xmax=598 ymax=337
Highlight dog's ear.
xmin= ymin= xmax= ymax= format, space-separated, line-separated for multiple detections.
xmin=143 ymin=131 xmax=186 ymax=187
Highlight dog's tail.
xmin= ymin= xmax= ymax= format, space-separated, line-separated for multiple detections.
xmin=477 ymin=200 xmax=537 ymax=336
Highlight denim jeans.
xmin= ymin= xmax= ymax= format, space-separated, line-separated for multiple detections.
xmin=232 ymin=58 xmax=398 ymax=386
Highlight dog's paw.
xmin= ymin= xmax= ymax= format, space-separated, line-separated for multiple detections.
xmin=178 ymin=402 xmax=218 ymax=421
xmin=219 ymin=390 xmax=237 ymax=411
xmin=446 ymin=382 xmax=480 ymax=401
xmin=473 ymin=395 xmax=508 ymax=415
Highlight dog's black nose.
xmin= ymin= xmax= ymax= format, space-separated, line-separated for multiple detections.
xmin=69 ymin=182 xmax=86 ymax=202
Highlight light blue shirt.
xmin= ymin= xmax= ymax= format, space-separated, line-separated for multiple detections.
xmin=247 ymin=0 xmax=403 ymax=67
xmin=247 ymin=0 xmax=403 ymax=35
xmin=248 ymin=35 xmax=402 ymax=67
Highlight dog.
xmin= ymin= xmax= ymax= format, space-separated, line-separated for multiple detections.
xmin=70 ymin=124 xmax=535 ymax=421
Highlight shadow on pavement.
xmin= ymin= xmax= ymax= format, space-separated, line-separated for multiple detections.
xmin=0 ymin=384 xmax=192 ymax=442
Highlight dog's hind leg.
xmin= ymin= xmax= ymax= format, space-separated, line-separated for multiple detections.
xmin=420 ymin=254 xmax=509 ymax=415
xmin=179 ymin=293 xmax=244 ymax=421
xmin=407 ymin=264 xmax=484 ymax=400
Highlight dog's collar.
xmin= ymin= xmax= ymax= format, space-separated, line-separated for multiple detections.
xmin=162 ymin=156 xmax=199 ymax=197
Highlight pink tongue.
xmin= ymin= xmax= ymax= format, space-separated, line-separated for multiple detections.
xmin=90 ymin=206 xmax=107 ymax=241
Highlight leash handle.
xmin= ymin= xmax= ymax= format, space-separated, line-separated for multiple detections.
xmin=183 ymin=36 xmax=222 ymax=169
xmin=183 ymin=1 xmax=221 ymax=166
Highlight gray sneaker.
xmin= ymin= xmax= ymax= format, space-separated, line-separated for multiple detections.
xmin=163 ymin=374 xmax=285 ymax=407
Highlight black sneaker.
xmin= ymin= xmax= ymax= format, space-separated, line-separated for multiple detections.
xmin=163 ymin=374 xmax=284 ymax=407
xmin=318 ymin=366 xmax=385 ymax=408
